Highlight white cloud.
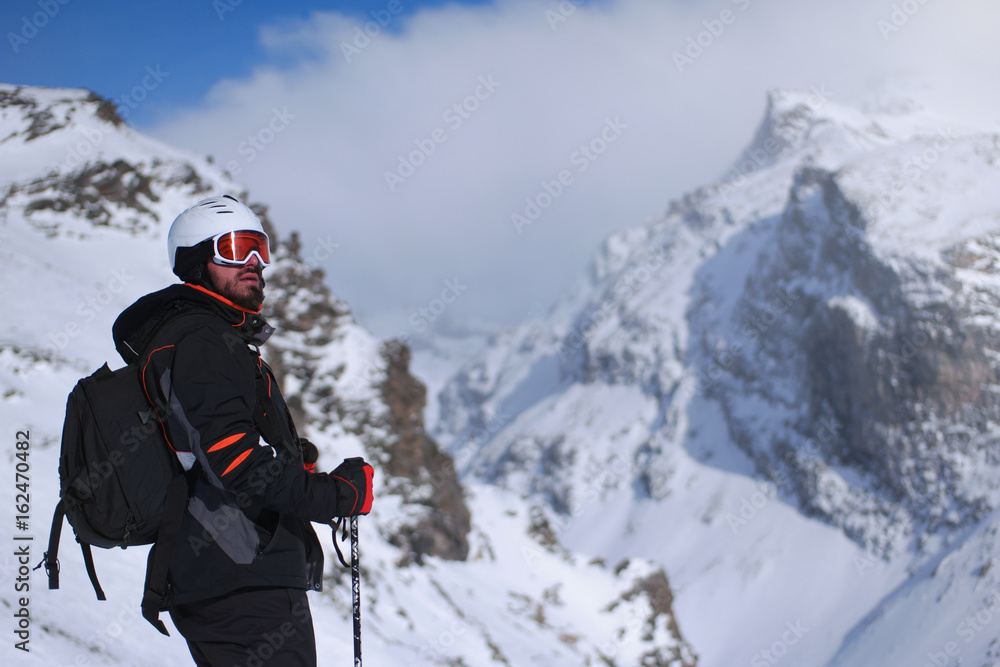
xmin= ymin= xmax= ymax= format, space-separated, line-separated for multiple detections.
xmin=148 ymin=0 xmax=1000 ymax=337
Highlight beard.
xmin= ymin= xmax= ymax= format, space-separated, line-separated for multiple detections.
xmin=209 ymin=263 xmax=266 ymax=311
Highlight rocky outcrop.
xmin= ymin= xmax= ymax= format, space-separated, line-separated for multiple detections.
xmin=378 ymin=341 xmax=470 ymax=562
xmin=697 ymin=162 xmax=1000 ymax=545
xmin=18 ymin=159 xmax=160 ymax=230
xmin=605 ymin=567 xmax=698 ymax=667
xmin=1 ymin=82 xmax=701 ymax=667
xmin=0 ymin=87 xmax=216 ymax=235
xmin=262 ymin=231 xmax=470 ymax=563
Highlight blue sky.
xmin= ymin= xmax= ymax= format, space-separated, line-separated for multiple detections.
xmin=1 ymin=0 xmax=491 ymax=126
xmin=4 ymin=0 xmax=1000 ymax=337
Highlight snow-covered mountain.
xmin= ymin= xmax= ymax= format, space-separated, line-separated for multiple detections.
xmin=0 ymin=85 xmax=695 ymax=666
xmin=427 ymin=90 xmax=1000 ymax=666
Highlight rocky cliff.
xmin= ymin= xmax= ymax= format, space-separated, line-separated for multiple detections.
xmin=427 ymin=90 xmax=1000 ymax=665
xmin=0 ymin=84 xmax=695 ymax=667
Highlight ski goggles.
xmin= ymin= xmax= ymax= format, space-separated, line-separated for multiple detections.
xmin=212 ymin=229 xmax=271 ymax=267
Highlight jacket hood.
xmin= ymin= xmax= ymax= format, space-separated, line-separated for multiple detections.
xmin=113 ymin=283 xmax=274 ymax=364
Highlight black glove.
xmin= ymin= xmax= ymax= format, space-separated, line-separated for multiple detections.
xmin=300 ymin=438 xmax=319 ymax=473
xmin=330 ymin=457 xmax=374 ymax=516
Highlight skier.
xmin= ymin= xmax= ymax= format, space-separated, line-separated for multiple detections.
xmin=112 ymin=195 xmax=373 ymax=666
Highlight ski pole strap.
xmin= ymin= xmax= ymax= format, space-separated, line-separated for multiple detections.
xmin=351 ymin=515 xmax=362 ymax=667
xmin=329 ymin=518 xmax=351 ymax=569
xmin=141 ymin=472 xmax=190 ymax=636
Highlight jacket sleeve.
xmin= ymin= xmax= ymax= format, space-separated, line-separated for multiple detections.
xmin=147 ymin=322 xmax=350 ymax=522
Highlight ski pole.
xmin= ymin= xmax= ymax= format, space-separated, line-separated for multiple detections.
xmin=351 ymin=515 xmax=362 ymax=667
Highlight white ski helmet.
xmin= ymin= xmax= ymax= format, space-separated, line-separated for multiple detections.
xmin=167 ymin=195 xmax=268 ymax=279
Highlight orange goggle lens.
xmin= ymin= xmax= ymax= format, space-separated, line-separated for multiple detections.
xmin=213 ymin=230 xmax=271 ymax=266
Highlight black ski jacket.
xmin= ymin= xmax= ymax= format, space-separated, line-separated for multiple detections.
xmin=113 ymin=283 xmax=351 ymax=605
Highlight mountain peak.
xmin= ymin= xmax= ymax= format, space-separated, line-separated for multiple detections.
xmin=725 ymin=87 xmax=882 ymax=179
xmin=0 ymin=84 xmax=122 ymax=145
xmin=429 ymin=87 xmax=1000 ymax=666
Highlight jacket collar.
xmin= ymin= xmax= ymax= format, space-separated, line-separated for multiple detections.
xmin=113 ymin=283 xmax=275 ymax=364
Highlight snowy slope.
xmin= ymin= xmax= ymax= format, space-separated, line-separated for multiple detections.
xmin=430 ymin=90 xmax=1000 ymax=666
xmin=828 ymin=505 xmax=1000 ymax=667
xmin=0 ymin=84 xmax=696 ymax=666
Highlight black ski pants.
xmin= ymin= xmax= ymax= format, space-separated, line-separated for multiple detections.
xmin=168 ymin=587 xmax=316 ymax=667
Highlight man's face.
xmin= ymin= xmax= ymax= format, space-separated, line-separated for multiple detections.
xmin=205 ymin=256 xmax=265 ymax=311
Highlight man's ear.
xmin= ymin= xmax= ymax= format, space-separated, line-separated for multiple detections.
xmin=185 ymin=262 xmax=215 ymax=291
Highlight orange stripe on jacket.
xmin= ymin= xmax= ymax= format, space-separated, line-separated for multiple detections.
xmin=207 ymin=432 xmax=247 ymax=453
xmin=221 ymin=449 xmax=253 ymax=477
xmin=142 ymin=345 xmax=176 ymax=451
xmin=185 ymin=283 xmax=261 ymax=315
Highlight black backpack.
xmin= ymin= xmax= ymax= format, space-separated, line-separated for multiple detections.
xmin=43 ymin=321 xmax=195 ymax=636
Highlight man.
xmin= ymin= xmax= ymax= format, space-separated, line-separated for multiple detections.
xmin=112 ymin=195 xmax=373 ymax=666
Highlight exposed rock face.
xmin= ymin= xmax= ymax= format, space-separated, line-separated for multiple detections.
xmin=799 ymin=170 xmax=998 ymax=487
xmin=16 ymin=159 xmax=161 ymax=230
xmin=696 ymin=160 xmax=1000 ymax=547
xmin=262 ymin=232 xmax=470 ymax=563
xmin=0 ymin=87 xmax=216 ymax=236
xmin=605 ymin=567 xmax=698 ymax=667
xmin=434 ymin=91 xmax=1000 ymax=562
xmin=379 ymin=340 xmax=471 ymax=562
xmin=1 ymin=82 xmax=695 ymax=666
xmin=1 ymin=86 xmax=121 ymax=140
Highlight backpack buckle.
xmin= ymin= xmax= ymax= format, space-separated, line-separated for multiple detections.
xmin=34 ymin=552 xmax=58 ymax=576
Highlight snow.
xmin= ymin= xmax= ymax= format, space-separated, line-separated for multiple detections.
xmin=828 ymin=294 xmax=880 ymax=333
xmin=429 ymin=89 xmax=1000 ymax=666
xmin=0 ymin=84 xmax=697 ymax=667
xmin=8 ymin=80 xmax=1000 ymax=666
xmin=828 ymin=508 xmax=1000 ymax=667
